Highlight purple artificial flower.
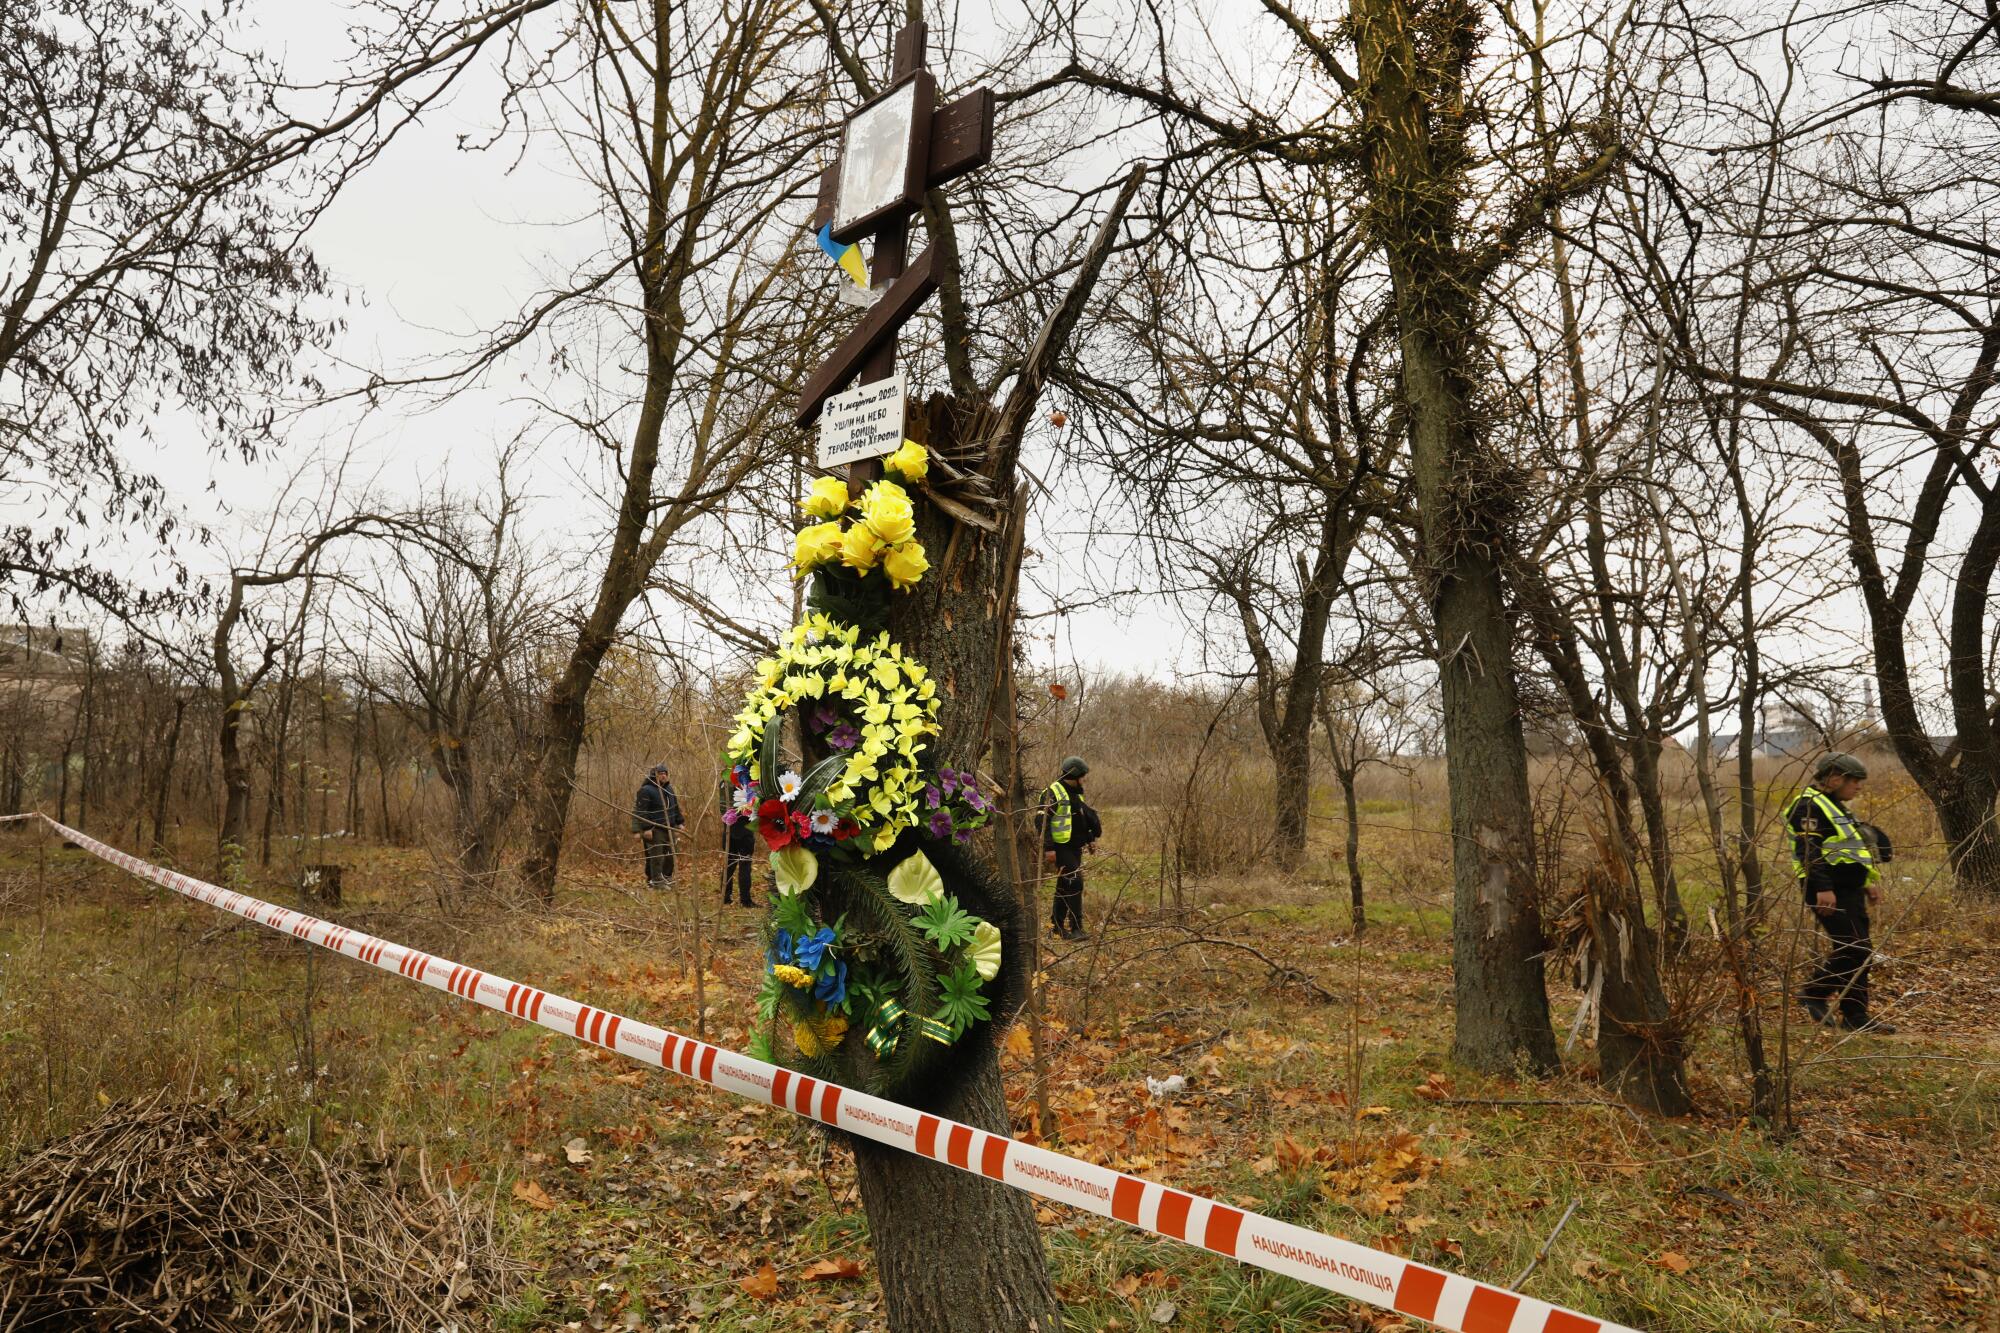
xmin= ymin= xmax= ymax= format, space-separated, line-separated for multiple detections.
xmin=928 ymin=809 xmax=954 ymax=839
xmin=810 ymin=704 xmax=838 ymax=734
xmin=939 ymin=767 xmax=958 ymax=795
xmin=963 ymin=788 xmax=989 ymax=814
xmin=721 ymin=806 xmax=740 ymax=826
xmin=925 ymin=783 xmax=943 ymax=809
xmin=828 ymin=723 xmax=860 ymax=751
xmin=954 ymin=826 xmax=973 ymax=844
xmin=959 ymin=771 xmax=980 ymax=794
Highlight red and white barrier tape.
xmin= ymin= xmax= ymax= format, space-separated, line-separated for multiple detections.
xmin=9 ymin=812 xmax=1635 ymax=1333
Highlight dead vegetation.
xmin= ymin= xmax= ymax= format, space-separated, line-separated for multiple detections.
xmin=0 ymin=1093 xmax=515 ymax=1331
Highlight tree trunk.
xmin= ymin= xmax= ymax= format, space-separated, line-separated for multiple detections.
xmin=1352 ymin=0 xmax=1557 ymax=1074
xmin=1628 ymin=734 xmax=1689 ymax=947
xmin=152 ymin=696 xmax=185 ymax=852
xmin=1340 ymin=762 xmax=1364 ymax=934
xmin=846 ymin=394 xmax=1061 ymax=1333
xmin=1938 ymin=786 xmax=2000 ymax=895
xmin=1581 ymin=861 xmax=1692 ymax=1115
xmin=852 ymin=1039 xmax=1058 ymax=1332
xmin=519 ymin=638 xmax=611 ymax=900
xmin=1271 ymin=721 xmax=1311 ymax=870
xmin=1317 ymin=689 xmax=1368 ymax=934
xmin=261 ymin=667 xmax=296 ymax=868
xmin=1432 ymin=558 xmax=1559 ymax=1074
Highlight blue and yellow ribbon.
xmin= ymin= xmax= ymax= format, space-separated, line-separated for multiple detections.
xmin=816 ymin=223 xmax=870 ymax=290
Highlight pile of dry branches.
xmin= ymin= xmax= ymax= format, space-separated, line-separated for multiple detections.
xmin=0 ymin=1095 xmax=511 ymax=1331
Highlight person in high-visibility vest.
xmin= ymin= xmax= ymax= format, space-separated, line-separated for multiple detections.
xmin=1040 ymin=756 xmax=1100 ymax=939
xmin=1790 ymin=752 xmax=1892 ymax=1033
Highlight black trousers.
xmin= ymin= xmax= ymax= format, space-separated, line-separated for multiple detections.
xmin=723 ymin=839 xmax=754 ymax=903
xmin=643 ymin=831 xmax=675 ymax=883
xmin=1050 ymin=860 xmax=1083 ymax=933
xmin=1802 ymin=891 xmax=1872 ymax=1023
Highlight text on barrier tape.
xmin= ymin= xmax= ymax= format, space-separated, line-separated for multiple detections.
xmin=14 ymin=813 xmax=1637 ymax=1333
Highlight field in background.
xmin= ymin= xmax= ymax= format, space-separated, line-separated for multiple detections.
xmin=2 ymin=767 xmax=1995 ymax=1333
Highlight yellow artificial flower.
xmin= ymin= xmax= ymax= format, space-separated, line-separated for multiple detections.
xmin=794 ymin=1011 xmax=849 ymax=1057
xmin=792 ymin=521 xmax=844 ymax=574
xmin=882 ymin=539 xmax=929 ymax=591
xmin=772 ymin=964 xmax=815 ymax=989
xmin=860 ymin=480 xmax=916 ymax=546
xmin=967 ymin=921 xmax=1002 ymax=982
xmin=841 ymin=522 xmax=884 ymax=572
xmin=802 ymin=475 xmax=852 ymax=519
xmin=872 ymin=824 xmax=898 ymax=852
xmin=883 ymin=439 xmax=929 ymax=484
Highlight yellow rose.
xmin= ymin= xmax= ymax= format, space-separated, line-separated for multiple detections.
xmin=802 ymin=475 xmax=851 ymax=519
xmin=861 ymin=480 xmax=916 ymax=546
xmin=791 ymin=520 xmax=844 ymax=574
xmin=841 ymin=521 xmax=884 ymax=571
xmin=883 ymin=439 xmax=929 ymax=484
xmin=882 ymin=539 xmax=929 ymax=592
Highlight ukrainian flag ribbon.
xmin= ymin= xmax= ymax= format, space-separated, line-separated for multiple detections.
xmin=816 ymin=223 xmax=870 ymax=290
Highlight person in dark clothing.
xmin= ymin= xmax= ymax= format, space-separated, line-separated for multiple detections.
xmin=1040 ymin=756 xmax=1100 ymax=939
xmin=719 ymin=777 xmax=757 ymax=907
xmin=1790 ymin=752 xmax=1893 ymax=1033
xmin=631 ymin=764 xmax=684 ymax=888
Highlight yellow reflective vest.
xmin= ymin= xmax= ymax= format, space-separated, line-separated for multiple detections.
xmin=1045 ymin=780 xmax=1073 ymax=845
xmin=1789 ymin=786 xmax=1879 ymax=888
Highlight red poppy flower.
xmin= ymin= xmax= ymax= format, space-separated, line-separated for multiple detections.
xmin=833 ymin=817 xmax=861 ymax=841
xmin=758 ymin=798 xmax=794 ymax=849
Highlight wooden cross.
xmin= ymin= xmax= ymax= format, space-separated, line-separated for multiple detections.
xmin=796 ymin=22 xmax=994 ymax=494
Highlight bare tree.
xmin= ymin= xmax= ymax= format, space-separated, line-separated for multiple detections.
xmin=0 ymin=0 xmax=563 ymax=614
xmin=1647 ymin=1 xmax=2000 ymax=892
xmin=365 ymin=457 xmax=548 ymax=896
xmin=211 ymin=489 xmax=410 ymax=873
xmin=415 ymin=0 xmax=843 ymax=900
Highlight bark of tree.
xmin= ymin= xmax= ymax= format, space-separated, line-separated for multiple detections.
xmin=840 ymin=154 xmax=1140 ymax=1333
xmin=151 ymin=695 xmax=185 ymax=852
xmin=1316 ymin=688 xmax=1367 ymax=933
xmin=1349 ymin=0 xmax=1559 ymax=1073
xmin=1516 ymin=564 xmax=1691 ymax=1113
xmin=851 ymin=400 xmax=1058 ymax=1333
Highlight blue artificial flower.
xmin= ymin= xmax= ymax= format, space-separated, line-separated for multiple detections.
xmin=792 ymin=926 xmax=837 ymax=972
xmin=815 ymin=957 xmax=849 ymax=1007
xmin=765 ymin=928 xmax=793 ymax=970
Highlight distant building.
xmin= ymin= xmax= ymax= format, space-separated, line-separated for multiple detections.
xmin=0 ymin=626 xmax=93 ymax=704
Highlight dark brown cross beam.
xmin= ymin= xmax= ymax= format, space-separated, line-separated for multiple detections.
xmin=794 ymin=22 xmax=995 ymax=461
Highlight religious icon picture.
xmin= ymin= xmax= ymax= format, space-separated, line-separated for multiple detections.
xmin=833 ymin=73 xmax=935 ymax=242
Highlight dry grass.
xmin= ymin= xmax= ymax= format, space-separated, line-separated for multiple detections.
xmin=0 ymin=774 xmax=1995 ymax=1332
